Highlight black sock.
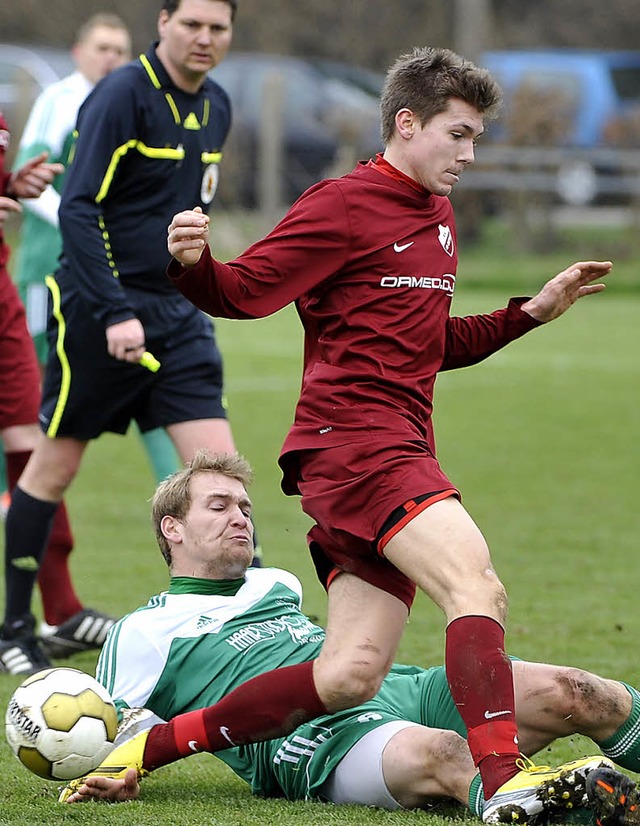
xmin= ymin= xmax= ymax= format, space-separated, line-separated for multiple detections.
xmin=4 ymin=487 xmax=58 ymax=627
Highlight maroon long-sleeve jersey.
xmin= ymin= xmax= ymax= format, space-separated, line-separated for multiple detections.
xmin=169 ymin=158 xmax=540 ymax=487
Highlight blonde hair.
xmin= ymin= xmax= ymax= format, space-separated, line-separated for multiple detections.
xmin=151 ymin=449 xmax=253 ymax=564
xmin=76 ymin=13 xmax=129 ymax=44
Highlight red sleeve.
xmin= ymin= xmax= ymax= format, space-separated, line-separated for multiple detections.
xmin=0 ymin=171 xmax=11 ymax=197
xmin=168 ymin=181 xmax=351 ymax=319
xmin=441 ymin=297 xmax=543 ymax=371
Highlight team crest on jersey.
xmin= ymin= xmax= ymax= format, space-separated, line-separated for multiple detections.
xmin=0 ymin=129 xmax=9 ymax=151
xmin=438 ymin=223 xmax=454 ymax=257
xmin=201 ymin=163 xmax=219 ymax=204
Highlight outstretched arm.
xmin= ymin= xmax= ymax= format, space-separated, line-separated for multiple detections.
xmin=521 ymin=260 xmax=611 ymax=323
xmin=441 ymin=259 xmax=612 ymax=371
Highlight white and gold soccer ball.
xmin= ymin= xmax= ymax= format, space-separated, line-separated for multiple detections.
xmin=5 ymin=667 xmax=118 ymax=781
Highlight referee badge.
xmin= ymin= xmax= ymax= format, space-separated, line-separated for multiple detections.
xmin=201 ymin=163 xmax=220 ymax=204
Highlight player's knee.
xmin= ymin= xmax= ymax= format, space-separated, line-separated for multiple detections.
xmin=389 ymin=729 xmax=472 ymax=807
xmin=315 ymin=657 xmax=387 ymax=711
xmin=447 ymin=571 xmax=508 ymax=624
xmin=22 ymin=440 xmax=82 ymax=499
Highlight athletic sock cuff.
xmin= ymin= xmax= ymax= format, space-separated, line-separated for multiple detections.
xmin=599 ymin=683 xmax=640 ymax=762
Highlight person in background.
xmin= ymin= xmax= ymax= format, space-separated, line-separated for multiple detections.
xmin=2 ymin=0 xmax=260 ymax=678
xmin=13 ymin=12 xmax=181 ymax=490
xmin=0 ymin=14 xmax=134 ymax=664
xmin=0 ymin=110 xmax=87 ymax=674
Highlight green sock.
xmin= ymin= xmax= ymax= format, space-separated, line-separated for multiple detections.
xmin=0 ymin=447 xmax=7 ymax=492
xmin=468 ymin=773 xmax=484 ymax=816
xmin=598 ymin=683 xmax=640 ymax=773
xmin=138 ymin=427 xmax=180 ymax=483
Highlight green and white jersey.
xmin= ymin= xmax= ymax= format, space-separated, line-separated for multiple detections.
xmin=97 ymin=568 xmax=325 ymax=719
xmin=96 ymin=568 xmax=465 ymax=802
xmin=13 ymin=71 xmax=92 ymax=359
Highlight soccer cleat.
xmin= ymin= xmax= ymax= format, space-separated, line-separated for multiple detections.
xmin=586 ymin=766 xmax=640 ymax=826
xmin=0 ymin=614 xmax=52 ymax=675
xmin=39 ymin=608 xmax=116 ymax=658
xmin=482 ymin=756 xmax=616 ymax=824
xmin=58 ymin=728 xmax=151 ymax=803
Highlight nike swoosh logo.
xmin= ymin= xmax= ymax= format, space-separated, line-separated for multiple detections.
xmin=484 ymin=709 xmax=511 ymax=719
xmin=188 ymin=740 xmax=200 ymax=753
xmin=12 ymin=556 xmax=39 ymax=572
xmin=219 ymin=726 xmax=236 ymax=746
xmin=393 ymin=241 xmax=414 ymax=253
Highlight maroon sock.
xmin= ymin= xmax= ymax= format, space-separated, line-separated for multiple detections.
xmin=143 ymin=660 xmax=327 ymax=770
xmin=36 ymin=500 xmax=83 ymax=625
xmin=445 ymin=615 xmax=520 ymax=798
xmin=5 ymin=451 xmax=82 ymax=626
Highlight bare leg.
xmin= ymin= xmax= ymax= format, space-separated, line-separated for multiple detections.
xmin=313 ymin=572 xmax=408 ymax=710
xmin=513 ymin=661 xmax=632 ymax=755
xmin=383 ymin=726 xmax=476 ymax=809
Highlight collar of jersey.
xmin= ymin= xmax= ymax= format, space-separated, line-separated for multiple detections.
xmin=139 ymin=42 xmax=172 ymax=89
xmin=169 ymin=576 xmax=245 ymax=596
xmin=367 ymin=152 xmax=428 ymax=194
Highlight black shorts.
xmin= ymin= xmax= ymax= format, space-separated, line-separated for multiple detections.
xmin=40 ymin=277 xmax=227 ymax=440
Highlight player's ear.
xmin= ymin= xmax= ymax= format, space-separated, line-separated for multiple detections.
xmin=160 ymin=514 xmax=183 ymax=544
xmin=396 ymin=108 xmax=416 ymax=140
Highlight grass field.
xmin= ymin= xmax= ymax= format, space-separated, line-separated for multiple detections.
xmin=0 ymin=231 xmax=638 ymax=825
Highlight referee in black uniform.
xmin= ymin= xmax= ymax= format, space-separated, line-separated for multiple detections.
xmin=2 ymin=0 xmax=263 ymax=675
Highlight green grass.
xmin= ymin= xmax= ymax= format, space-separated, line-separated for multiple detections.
xmin=0 ymin=234 xmax=639 ymax=824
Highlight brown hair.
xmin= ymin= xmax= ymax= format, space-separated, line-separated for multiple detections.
xmin=151 ymin=449 xmax=253 ymax=564
xmin=380 ymin=46 xmax=503 ymax=145
xmin=162 ymin=0 xmax=238 ymax=21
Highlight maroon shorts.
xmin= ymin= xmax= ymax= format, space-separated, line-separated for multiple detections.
xmin=0 ymin=267 xmax=41 ymax=430
xmin=290 ymin=439 xmax=460 ymax=609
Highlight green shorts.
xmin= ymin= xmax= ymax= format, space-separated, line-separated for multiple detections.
xmin=221 ymin=663 xmax=466 ymax=802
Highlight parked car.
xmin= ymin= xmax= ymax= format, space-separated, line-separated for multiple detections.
xmin=476 ymin=49 xmax=640 ymax=205
xmin=210 ymin=53 xmax=382 ymax=207
xmin=481 ymin=49 xmax=640 ymax=148
xmin=310 ymin=58 xmax=384 ymax=99
xmin=0 ymin=44 xmax=384 ymax=209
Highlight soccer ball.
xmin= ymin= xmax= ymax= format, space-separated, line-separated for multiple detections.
xmin=5 ymin=667 xmax=118 ymax=781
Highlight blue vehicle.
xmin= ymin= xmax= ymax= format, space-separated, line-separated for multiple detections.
xmin=480 ymin=49 xmax=640 ymax=147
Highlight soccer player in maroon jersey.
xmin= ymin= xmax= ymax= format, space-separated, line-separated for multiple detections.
xmin=161 ymin=47 xmax=613 ymax=823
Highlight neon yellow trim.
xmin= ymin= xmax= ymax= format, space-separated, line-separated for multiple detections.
xmin=202 ymin=98 xmax=210 ymax=126
xmin=98 ymin=216 xmax=120 ymax=278
xmin=202 ymin=151 xmax=222 ymax=164
xmin=68 ymin=129 xmax=79 ymax=165
xmin=139 ymin=54 xmax=161 ymax=89
xmin=44 ymin=276 xmax=71 ymax=438
xmin=96 ymin=141 xmax=185 ymax=203
xmin=140 ymin=53 xmax=180 ymax=124
xmin=183 ymin=112 xmax=201 ymax=130
xmin=165 ymin=93 xmax=181 ymax=125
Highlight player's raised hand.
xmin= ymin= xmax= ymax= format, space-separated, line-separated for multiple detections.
xmin=522 ymin=260 xmax=612 ymax=323
xmin=9 ymin=151 xmax=65 ymax=199
xmin=0 ymin=195 xmax=22 ymax=228
xmin=168 ymin=206 xmax=210 ymax=268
